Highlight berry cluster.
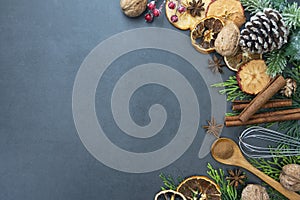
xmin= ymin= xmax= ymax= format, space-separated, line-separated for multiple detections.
xmin=145 ymin=0 xmax=187 ymax=23
xmin=168 ymin=1 xmax=186 ymax=22
xmin=144 ymin=1 xmax=165 ymax=22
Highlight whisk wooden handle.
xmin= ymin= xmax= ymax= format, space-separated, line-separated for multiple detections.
xmin=238 ymin=160 xmax=300 ymax=200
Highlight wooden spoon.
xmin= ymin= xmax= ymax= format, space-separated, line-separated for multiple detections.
xmin=211 ymin=138 xmax=300 ymax=200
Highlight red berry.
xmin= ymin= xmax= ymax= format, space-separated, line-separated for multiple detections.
xmin=168 ymin=1 xmax=176 ymax=9
xmin=145 ymin=13 xmax=154 ymax=22
xmin=170 ymin=15 xmax=178 ymax=22
xmin=152 ymin=8 xmax=161 ymax=17
xmin=177 ymin=5 xmax=186 ymax=13
xmin=147 ymin=1 xmax=156 ymax=10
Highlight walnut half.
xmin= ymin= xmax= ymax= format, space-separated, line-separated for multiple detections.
xmin=280 ymin=164 xmax=300 ymax=192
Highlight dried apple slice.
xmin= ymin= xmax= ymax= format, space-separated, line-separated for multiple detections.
xmin=166 ymin=0 xmax=211 ymax=30
xmin=191 ymin=16 xmax=224 ymax=54
xmin=206 ymin=0 xmax=246 ymax=27
xmin=237 ymin=60 xmax=271 ymax=95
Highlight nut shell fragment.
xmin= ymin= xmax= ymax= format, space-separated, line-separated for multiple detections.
xmin=120 ymin=0 xmax=147 ymax=17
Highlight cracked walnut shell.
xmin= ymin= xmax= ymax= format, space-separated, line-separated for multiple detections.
xmin=120 ymin=0 xmax=147 ymax=17
xmin=280 ymin=164 xmax=300 ymax=192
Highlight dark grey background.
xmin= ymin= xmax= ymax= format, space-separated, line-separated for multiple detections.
xmin=1 ymin=0 xmax=296 ymax=199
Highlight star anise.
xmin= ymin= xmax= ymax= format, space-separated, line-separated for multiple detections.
xmin=202 ymin=117 xmax=223 ymax=138
xmin=226 ymin=169 xmax=247 ymax=188
xmin=208 ymin=54 xmax=226 ymax=73
xmin=187 ymin=0 xmax=205 ymax=17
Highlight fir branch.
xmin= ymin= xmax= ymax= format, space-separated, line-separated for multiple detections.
xmin=159 ymin=173 xmax=182 ymax=191
xmin=207 ymin=163 xmax=238 ymax=200
xmin=240 ymin=0 xmax=272 ymax=14
xmin=211 ymin=76 xmax=252 ymax=101
xmin=284 ymin=30 xmax=300 ymax=63
xmin=265 ymin=49 xmax=288 ymax=77
xmin=282 ymin=2 xmax=300 ymax=30
xmin=277 ymin=120 xmax=300 ymax=138
xmin=271 ymin=0 xmax=288 ymax=11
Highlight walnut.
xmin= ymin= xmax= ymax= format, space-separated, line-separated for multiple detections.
xmin=214 ymin=22 xmax=240 ymax=56
xmin=241 ymin=184 xmax=269 ymax=200
xmin=280 ymin=164 xmax=300 ymax=192
xmin=120 ymin=0 xmax=147 ymax=17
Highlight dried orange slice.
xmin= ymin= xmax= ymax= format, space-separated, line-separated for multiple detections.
xmin=166 ymin=0 xmax=211 ymax=30
xmin=177 ymin=176 xmax=221 ymax=200
xmin=224 ymin=48 xmax=262 ymax=71
xmin=155 ymin=190 xmax=187 ymax=200
xmin=206 ymin=0 xmax=246 ymax=27
xmin=191 ymin=16 xmax=224 ymax=54
xmin=237 ymin=60 xmax=271 ymax=95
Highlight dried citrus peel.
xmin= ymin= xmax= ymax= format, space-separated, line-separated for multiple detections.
xmin=191 ymin=16 xmax=225 ymax=54
xmin=224 ymin=48 xmax=262 ymax=71
xmin=177 ymin=176 xmax=221 ymax=200
xmin=154 ymin=190 xmax=187 ymax=200
xmin=206 ymin=0 xmax=246 ymax=27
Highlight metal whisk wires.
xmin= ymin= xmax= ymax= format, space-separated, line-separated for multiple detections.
xmin=238 ymin=126 xmax=300 ymax=158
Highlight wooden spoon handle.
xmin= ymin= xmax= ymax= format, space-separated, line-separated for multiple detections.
xmin=241 ymin=161 xmax=300 ymax=200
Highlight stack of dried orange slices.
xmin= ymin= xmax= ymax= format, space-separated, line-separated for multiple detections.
xmin=166 ymin=0 xmax=269 ymax=95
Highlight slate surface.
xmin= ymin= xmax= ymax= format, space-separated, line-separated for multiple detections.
xmin=0 ymin=0 xmax=298 ymax=199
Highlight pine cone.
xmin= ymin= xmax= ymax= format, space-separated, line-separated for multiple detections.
xmin=240 ymin=8 xmax=289 ymax=54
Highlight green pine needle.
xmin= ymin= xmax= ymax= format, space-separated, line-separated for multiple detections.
xmin=265 ymin=49 xmax=288 ymax=77
xmin=282 ymin=2 xmax=300 ymax=30
xmin=207 ymin=163 xmax=238 ymax=200
xmin=211 ymin=76 xmax=252 ymax=101
xmin=284 ymin=29 xmax=300 ymax=62
xmin=159 ymin=173 xmax=182 ymax=191
xmin=249 ymin=147 xmax=300 ymax=181
xmin=240 ymin=0 xmax=272 ymax=14
xmin=266 ymin=186 xmax=287 ymax=200
xmin=271 ymin=0 xmax=288 ymax=11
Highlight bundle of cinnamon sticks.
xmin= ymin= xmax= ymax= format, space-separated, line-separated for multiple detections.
xmin=225 ymin=75 xmax=300 ymax=127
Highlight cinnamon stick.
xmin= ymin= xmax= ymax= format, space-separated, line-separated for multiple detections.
xmin=232 ymin=99 xmax=292 ymax=111
xmin=226 ymin=112 xmax=300 ymax=127
xmin=238 ymin=75 xmax=286 ymax=122
xmin=225 ymin=108 xmax=300 ymax=121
